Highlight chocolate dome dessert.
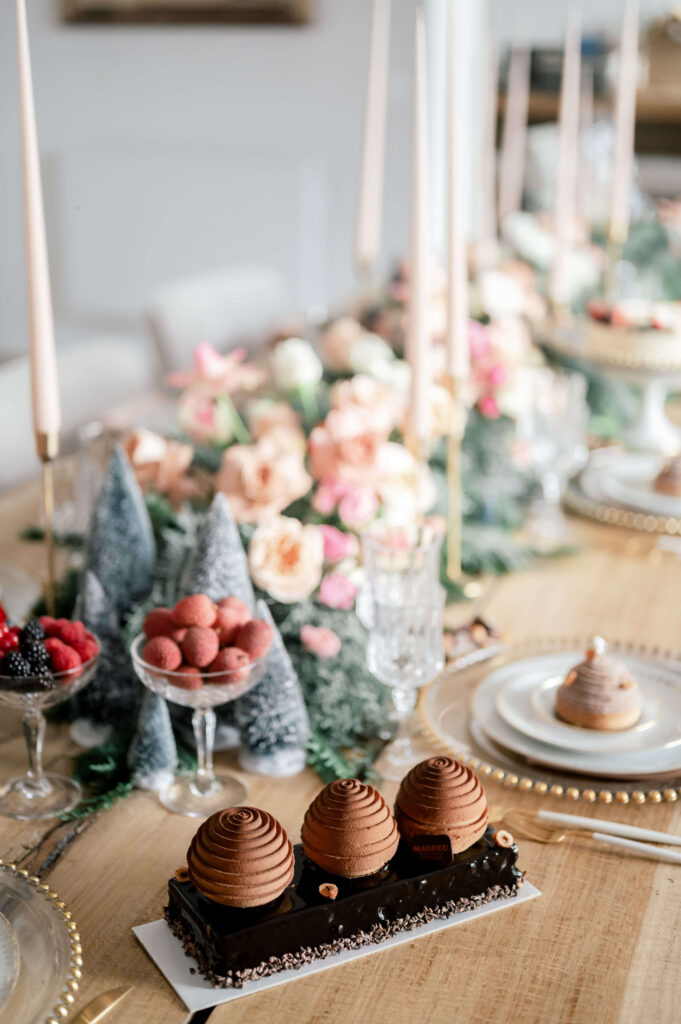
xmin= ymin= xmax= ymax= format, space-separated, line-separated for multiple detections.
xmin=301 ymin=778 xmax=399 ymax=878
xmin=395 ymin=756 xmax=489 ymax=856
xmin=653 ymin=456 xmax=681 ymax=497
xmin=555 ymin=637 xmax=641 ymax=731
xmin=187 ymin=806 xmax=294 ymax=908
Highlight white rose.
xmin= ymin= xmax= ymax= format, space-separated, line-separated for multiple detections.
xmin=270 ymin=337 xmax=323 ymax=391
xmin=369 ymin=357 xmax=411 ymax=398
xmin=477 ymin=269 xmax=527 ymax=320
xmin=348 ymin=332 xmax=395 ymax=376
xmin=376 ymin=442 xmax=438 ymax=522
xmin=248 ymin=516 xmax=323 ymax=603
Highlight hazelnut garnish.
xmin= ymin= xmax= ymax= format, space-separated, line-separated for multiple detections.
xmin=563 ymin=669 xmax=577 ymax=687
xmin=319 ymin=883 xmax=339 ymax=900
xmin=175 ymin=865 xmax=190 ymax=883
xmin=492 ymin=830 xmax=514 ymax=848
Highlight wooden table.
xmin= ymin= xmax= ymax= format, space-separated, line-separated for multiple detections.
xmin=1 ymin=478 xmax=680 ymax=1024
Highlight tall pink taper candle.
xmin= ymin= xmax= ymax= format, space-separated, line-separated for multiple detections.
xmin=16 ymin=0 xmax=60 ymax=452
xmin=446 ymin=0 xmax=469 ymax=382
xmin=609 ymin=0 xmax=639 ymax=245
xmin=407 ymin=8 xmax=431 ymax=444
xmin=355 ymin=0 xmax=391 ymax=277
xmin=498 ymin=44 xmax=531 ymax=223
xmin=550 ymin=9 xmax=581 ymax=308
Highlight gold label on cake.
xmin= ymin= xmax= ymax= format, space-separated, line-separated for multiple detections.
xmin=410 ymin=834 xmax=454 ymax=863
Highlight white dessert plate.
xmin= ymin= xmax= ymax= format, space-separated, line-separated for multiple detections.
xmin=490 ymin=652 xmax=680 ymax=754
xmin=134 ymin=883 xmax=540 ymax=1013
xmin=473 ymin=672 xmax=681 ymax=779
xmin=579 ymin=450 xmax=681 ymax=518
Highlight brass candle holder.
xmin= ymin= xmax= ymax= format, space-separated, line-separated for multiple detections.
xmin=445 ymin=375 xmax=467 ymax=585
xmin=35 ymin=430 xmax=59 ymax=617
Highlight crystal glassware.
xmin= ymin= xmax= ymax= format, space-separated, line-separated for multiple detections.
xmin=516 ymin=367 xmax=589 ymax=545
xmin=362 ymin=529 xmax=445 ymax=781
xmin=0 ymin=647 xmax=100 ymax=820
xmin=130 ymin=634 xmax=269 ymax=817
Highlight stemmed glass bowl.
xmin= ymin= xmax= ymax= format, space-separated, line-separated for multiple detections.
xmin=130 ymin=634 xmax=269 ymax=817
xmin=0 ymin=647 xmax=100 ymax=820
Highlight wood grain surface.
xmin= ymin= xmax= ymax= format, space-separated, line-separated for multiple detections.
xmin=1 ymin=477 xmax=679 ymax=1024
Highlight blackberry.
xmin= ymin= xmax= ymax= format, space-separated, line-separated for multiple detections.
xmin=20 ymin=639 xmax=50 ymax=673
xmin=1 ymin=652 xmax=32 ymax=678
xmin=22 ymin=619 xmax=46 ymax=642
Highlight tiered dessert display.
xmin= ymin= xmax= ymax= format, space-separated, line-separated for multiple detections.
xmin=420 ymin=637 xmax=681 ymax=805
xmin=165 ymin=760 xmax=524 ymax=988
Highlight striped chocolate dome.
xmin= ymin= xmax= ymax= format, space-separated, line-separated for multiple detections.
xmin=187 ymin=806 xmax=294 ymax=908
xmin=395 ymin=757 xmax=488 ymax=854
xmin=301 ymin=779 xmax=399 ymax=878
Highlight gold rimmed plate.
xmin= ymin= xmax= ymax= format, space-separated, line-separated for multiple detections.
xmin=419 ymin=638 xmax=681 ymax=806
xmin=0 ymin=861 xmax=83 ymax=1024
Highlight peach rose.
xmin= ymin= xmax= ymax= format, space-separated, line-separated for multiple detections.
xmin=248 ymin=516 xmax=323 ymax=603
xmin=123 ymin=429 xmax=197 ymax=504
xmin=329 ymin=374 xmax=402 ymax=434
xmin=320 ymin=316 xmax=363 ymax=372
xmin=248 ymin=399 xmax=301 ymax=440
xmin=308 ymin=407 xmax=388 ymax=486
xmin=215 ymin=438 xmax=312 ymax=524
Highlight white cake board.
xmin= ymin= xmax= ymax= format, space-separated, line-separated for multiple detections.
xmin=134 ymin=883 xmax=540 ymax=1013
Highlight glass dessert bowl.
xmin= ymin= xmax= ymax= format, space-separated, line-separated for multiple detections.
xmin=0 ymin=648 xmax=100 ymax=819
xmin=130 ymin=633 xmax=269 ymax=817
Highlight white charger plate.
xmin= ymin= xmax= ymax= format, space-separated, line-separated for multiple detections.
xmin=491 ymin=653 xmax=680 ymax=754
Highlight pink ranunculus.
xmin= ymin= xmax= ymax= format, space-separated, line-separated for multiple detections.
xmin=300 ymin=624 xmax=342 ymax=659
xmin=468 ymin=320 xmax=492 ymax=362
xmin=337 ymin=486 xmax=379 ymax=529
xmin=308 ymin=407 xmax=388 ymax=486
xmin=319 ymin=525 xmax=359 ymax=564
xmin=319 ymin=573 xmax=358 ymax=610
xmin=478 ymin=394 xmax=501 ymax=418
xmin=312 ymin=480 xmax=342 ymax=516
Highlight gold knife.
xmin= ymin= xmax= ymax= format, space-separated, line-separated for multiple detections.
xmin=71 ymin=986 xmax=132 ymax=1024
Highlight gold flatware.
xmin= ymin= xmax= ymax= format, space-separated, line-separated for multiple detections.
xmin=71 ymin=986 xmax=132 ymax=1024
xmin=501 ymin=808 xmax=681 ymax=864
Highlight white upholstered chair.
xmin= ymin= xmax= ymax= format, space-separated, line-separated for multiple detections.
xmin=145 ymin=264 xmax=291 ymax=373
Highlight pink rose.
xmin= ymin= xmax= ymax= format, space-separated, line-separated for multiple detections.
xmin=319 ymin=573 xmax=358 ymax=610
xmin=312 ymin=480 xmax=343 ymax=516
xmin=478 ymin=394 xmax=501 ymax=418
xmin=338 ymin=486 xmax=379 ymax=528
xmin=487 ymin=363 xmax=508 ymax=388
xmin=468 ymin=320 xmax=491 ymax=362
xmin=319 ymin=525 xmax=359 ymax=563
xmin=308 ymin=407 xmax=388 ymax=486
xmin=215 ymin=438 xmax=312 ymax=523
xmin=300 ymin=624 xmax=341 ymax=659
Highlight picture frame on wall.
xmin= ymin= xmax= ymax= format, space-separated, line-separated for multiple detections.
xmin=62 ymin=0 xmax=312 ymax=24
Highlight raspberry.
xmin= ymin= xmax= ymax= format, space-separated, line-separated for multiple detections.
xmin=181 ymin=627 xmax=219 ymax=669
xmin=207 ymin=647 xmax=250 ymax=684
xmin=20 ymin=639 xmax=50 ymax=673
xmin=143 ymin=608 xmax=176 ymax=639
xmin=171 ymin=594 xmax=217 ymax=629
xmin=44 ymin=638 xmax=82 ymax=675
xmin=40 ymin=616 xmax=59 ymax=636
xmin=53 ymin=619 xmax=87 ymax=646
xmin=0 ymin=602 xmax=6 ymax=624
xmin=1 ymin=651 xmax=32 ymax=678
xmin=22 ymin=619 xmax=46 ymax=641
xmin=69 ymin=638 xmax=99 ymax=665
xmin=233 ymin=620 xmax=273 ymax=660
xmin=142 ymin=636 xmax=182 ymax=672
xmin=0 ymin=630 xmax=19 ymax=654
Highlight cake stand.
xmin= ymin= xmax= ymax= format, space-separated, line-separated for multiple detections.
xmin=546 ymin=321 xmax=681 ymax=454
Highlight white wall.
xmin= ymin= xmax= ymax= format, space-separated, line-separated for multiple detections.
xmin=0 ymin=0 xmax=677 ymax=362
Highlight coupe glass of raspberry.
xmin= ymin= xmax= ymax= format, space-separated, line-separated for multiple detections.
xmin=130 ymin=594 xmax=271 ymax=817
xmin=0 ymin=619 xmax=100 ymax=820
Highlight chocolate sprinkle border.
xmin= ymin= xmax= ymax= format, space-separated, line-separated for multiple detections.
xmin=165 ymin=881 xmax=521 ymax=989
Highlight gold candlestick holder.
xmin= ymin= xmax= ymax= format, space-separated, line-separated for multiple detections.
xmin=445 ymin=376 xmax=467 ymax=585
xmin=36 ymin=431 xmax=59 ymax=617
xmin=604 ymin=226 xmax=626 ymax=301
